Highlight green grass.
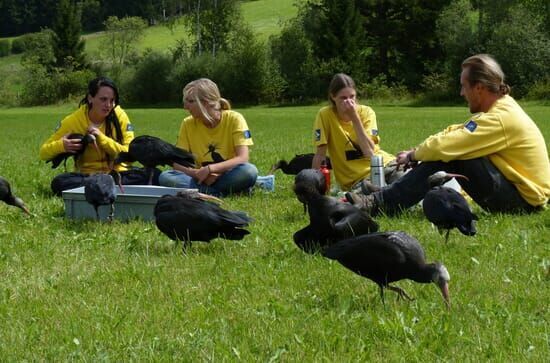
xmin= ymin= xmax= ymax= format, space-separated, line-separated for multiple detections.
xmin=0 ymin=103 xmax=549 ymax=360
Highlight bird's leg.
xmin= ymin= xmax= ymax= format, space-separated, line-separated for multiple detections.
xmin=94 ymin=206 xmax=100 ymax=221
xmin=445 ymin=229 xmax=450 ymax=243
xmin=147 ymin=168 xmax=154 ymax=185
xmin=379 ymin=285 xmax=386 ymax=307
xmin=387 ymin=285 xmax=414 ymax=301
xmin=108 ymin=203 xmax=115 ymax=222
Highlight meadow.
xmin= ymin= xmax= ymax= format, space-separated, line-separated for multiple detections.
xmin=0 ymin=102 xmax=548 ymax=361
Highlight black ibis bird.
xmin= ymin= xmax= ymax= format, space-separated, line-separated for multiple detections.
xmin=293 ymin=171 xmax=378 ymax=253
xmin=154 ymin=190 xmax=251 ymax=249
xmin=84 ymin=173 xmax=117 ymax=221
xmin=0 ymin=176 xmax=30 ymax=215
xmin=270 ymin=153 xmax=331 ymax=175
xmin=115 ymin=135 xmax=196 ymax=184
xmin=323 ymin=231 xmax=451 ymax=308
xmin=294 ymin=168 xmax=327 ymax=212
xmin=423 ymin=171 xmax=478 ymax=243
xmin=47 ymin=133 xmax=98 ymax=170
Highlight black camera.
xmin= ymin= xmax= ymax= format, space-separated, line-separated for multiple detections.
xmin=345 ymin=149 xmax=364 ymax=161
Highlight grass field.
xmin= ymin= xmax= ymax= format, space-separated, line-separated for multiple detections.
xmin=0 ymin=102 xmax=548 ymax=360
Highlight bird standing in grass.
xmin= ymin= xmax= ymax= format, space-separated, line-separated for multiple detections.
xmin=154 ymin=190 xmax=251 ymax=249
xmin=115 ymin=135 xmax=195 ymax=184
xmin=323 ymin=231 xmax=451 ymax=308
xmin=423 ymin=171 xmax=478 ymax=243
xmin=0 ymin=176 xmax=30 ymax=215
xmin=293 ymin=169 xmax=378 ymax=253
xmin=84 ymin=173 xmax=117 ymax=221
xmin=270 ymin=153 xmax=331 ymax=175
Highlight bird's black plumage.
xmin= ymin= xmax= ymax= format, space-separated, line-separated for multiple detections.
xmin=323 ymin=231 xmax=450 ymax=307
xmin=270 ymin=153 xmax=331 ymax=175
xmin=293 ymin=170 xmax=378 ymax=253
xmin=115 ymin=135 xmax=195 ymax=184
xmin=154 ymin=191 xmax=252 ymax=248
xmin=84 ymin=173 xmax=117 ymax=221
xmin=47 ymin=133 xmax=97 ymax=170
xmin=423 ymin=171 xmax=478 ymax=243
xmin=0 ymin=176 xmax=30 ymax=214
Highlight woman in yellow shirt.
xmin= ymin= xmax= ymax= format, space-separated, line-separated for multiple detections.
xmin=159 ymin=78 xmax=258 ymax=196
xmin=39 ymin=77 xmax=156 ymax=195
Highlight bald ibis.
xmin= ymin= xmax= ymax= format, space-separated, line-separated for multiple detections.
xmin=0 ymin=176 xmax=30 ymax=215
xmin=270 ymin=153 xmax=331 ymax=175
xmin=323 ymin=231 xmax=450 ymax=308
xmin=47 ymin=133 xmax=98 ymax=170
xmin=294 ymin=168 xmax=326 ymax=212
xmin=84 ymin=173 xmax=117 ymax=221
xmin=293 ymin=170 xmax=378 ymax=253
xmin=423 ymin=171 xmax=478 ymax=243
xmin=115 ymin=135 xmax=195 ymax=184
xmin=154 ymin=190 xmax=251 ymax=249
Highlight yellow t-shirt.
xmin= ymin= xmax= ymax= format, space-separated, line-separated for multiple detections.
xmin=415 ymin=95 xmax=550 ymax=207
xmin=314 ymin=105 xmax=395 ymax=190
xmin=39 ymin=105 xmax=133 ymax=173
xmin=176 ymin=110 xmax=253 ymax=166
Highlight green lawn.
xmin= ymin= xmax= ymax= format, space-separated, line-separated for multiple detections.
xmin=0 ymin=103 xmax=548 ymax=360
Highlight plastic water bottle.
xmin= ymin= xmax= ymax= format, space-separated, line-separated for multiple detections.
xmin=320 ymin=161 xmax=331 ymax=194
xmin=370 ymin=155 xmax=386 ymax=187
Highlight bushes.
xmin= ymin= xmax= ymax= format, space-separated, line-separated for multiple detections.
xmin=0 ymin=39 xmax=10 ymax=57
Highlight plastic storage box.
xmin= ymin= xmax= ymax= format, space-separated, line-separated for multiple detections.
xmin=62 ymin=185 xmax=187 ymax=221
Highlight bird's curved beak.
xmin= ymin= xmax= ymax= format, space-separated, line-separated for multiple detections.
xmin=268 ymin=163 xmax=279 ymax=175
xmin=197 ymin=192 xmax=222 ymax=203
xmin=439 ymin=281 xmax=451 ymax=309
xmin=446 ymin=173 xmax=469 ymax=182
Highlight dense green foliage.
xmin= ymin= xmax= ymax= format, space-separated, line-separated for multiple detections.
xmin=0 ymin=0 xmax=548 ymax=106
xmin=0 ymin=104 xmax=548 ymax=360
xmin=51 ymin=0 xmax=87 ymax=69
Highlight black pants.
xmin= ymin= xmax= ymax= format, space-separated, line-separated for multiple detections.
xmin=374 ymin=158 xmax=537 ymax=215
xmin=51 ymin=168 xmax=162 ymax=196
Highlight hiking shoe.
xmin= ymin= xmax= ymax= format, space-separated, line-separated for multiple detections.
xmin=345 ymin=192 xmax=378 ymax=214
xmin=360 ymin=179 xmax=381 ymax=195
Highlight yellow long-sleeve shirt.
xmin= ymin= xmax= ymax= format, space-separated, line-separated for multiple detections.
xmin=415 ymin=95 xmax=550 ymax=207
xmin=39 ymin=105 xmax=134 ymax=173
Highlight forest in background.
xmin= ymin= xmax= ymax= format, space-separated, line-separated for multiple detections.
xmin=0 ymin=0 xmax=548 ymax=106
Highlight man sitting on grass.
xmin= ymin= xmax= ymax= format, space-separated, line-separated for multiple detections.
xmin=346 ymin=54 xmax=550 ymax=215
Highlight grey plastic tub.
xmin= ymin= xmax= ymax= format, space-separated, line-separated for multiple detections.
xmin=62 ymin=185 xmax=188 ymax=222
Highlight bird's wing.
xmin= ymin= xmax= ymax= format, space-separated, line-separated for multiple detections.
xmin=331 ymin=204 xmax=379 ymax=238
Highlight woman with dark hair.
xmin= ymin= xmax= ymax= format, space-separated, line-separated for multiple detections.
xmin=40 ymin=77 xmax=156 ymax=195
xmin=312 ymin=73 xmax=398 ymax=192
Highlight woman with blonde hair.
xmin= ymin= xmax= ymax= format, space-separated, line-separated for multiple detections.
xmin=159 ymin=78 xmax=258 ymax=196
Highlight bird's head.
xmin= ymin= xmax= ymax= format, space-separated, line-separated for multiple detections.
xmin=13 ymin=196 xmax=31 ymax=215
xmin=269 ymin=160 xmax=287 ymax=174
xmin=432 ymin=262 xmax=451 ymax=308
xmin=428 ymin=171 xmax=469 ymax=188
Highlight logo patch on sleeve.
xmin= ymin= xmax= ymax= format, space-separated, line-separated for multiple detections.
xmin=315 ymin=129 xmax=321 ymax=141
xmin=371 ymin=129 xmax=378 ymax=136
xmin=464 ymin=120 xmax=477 ymax=132
xmin=243 ymin=130 xmax=251 ymax=139
xmin=126 ymin=124 xmax=135 ymax=131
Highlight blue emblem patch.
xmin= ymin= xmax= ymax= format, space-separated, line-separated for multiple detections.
xmin=243 ymin=130 xmax=251 ymax=139
xmin=372 ymin=129 xmax=378 ymax=136
xmin=315 ymin=129 xmax=321 ymax=141
xmin=126 ymin=124 xmax=135 ymax=131
xmin=464 ymin=120 xmax=477 ymax=132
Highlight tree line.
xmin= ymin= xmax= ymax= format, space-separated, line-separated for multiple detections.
xmin=1 ymin=0 xmax=548 ymax=106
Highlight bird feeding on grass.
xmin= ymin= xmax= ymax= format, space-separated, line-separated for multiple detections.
xmin=115 ymin=135 xmax=195 ymax=184
xmin=270 ymin=153 xmax=332 ymax=175
xmin=323 ymin=231 xmax=451 ymax=308
xmin=293 ymin=169 xmax=378 ymax=253
xmin=423 ymin=171 xmax=478 ymax=243
xmin=154 ymin=190 xmax=251 ymax=250
xmin=0 ymin=176 xmax=30 ymax=215
xmin=84 ymin=173 xmax=117 ymax=221
xmin=46 ymin=133 xmax=99 ymax=171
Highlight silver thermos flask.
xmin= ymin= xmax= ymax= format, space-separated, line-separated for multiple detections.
xmin=370 ymin=155 xmax=386 ymax=187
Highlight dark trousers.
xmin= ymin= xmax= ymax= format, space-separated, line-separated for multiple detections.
xmin=375 ymin=158 xmax=536 ymax=215
xmin=51 ymin=168 xmax=162 ymax=196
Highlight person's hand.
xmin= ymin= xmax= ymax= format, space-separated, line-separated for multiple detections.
xmin=62 ymin=134 xmax=82 ymax=153
xmin=395 ymin=150 xmax=418 ymax=170
xmin=340 ymin=98 xmax=358 ymax=120
xmin=87 ymin=125 xmax=102 ymax=137
xmin=195 ymin=165 xmax=211 ymax=184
